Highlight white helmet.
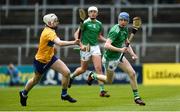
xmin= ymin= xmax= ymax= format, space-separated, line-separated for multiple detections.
xmin=43 ymin=13 xmax=59 ymax=27
xmin=88 ymin=6 xmax=98 ymax=13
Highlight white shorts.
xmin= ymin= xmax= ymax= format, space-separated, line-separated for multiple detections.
xmin=102 ymin=56 xmax=120 ymax=71
xmin=80 ymin=45 xmax=101 ymax=61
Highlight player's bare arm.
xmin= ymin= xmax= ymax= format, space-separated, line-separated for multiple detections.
xmin=73 ymin=28 xmax=87 ymax=51
xmin=104 ymin=38 xmax=127 ymax=53
xmin=54 ymin=37 xmax=79 ymax=46
xmin=74 ymin=28 xmax=80 ymax=39
xmin=125 ymin=39 xmax=138 ymax=60
xmin=98 ymin=33 xmax=107 ymax=42
xmin=128 ymin=44 xmax=138 ymax=60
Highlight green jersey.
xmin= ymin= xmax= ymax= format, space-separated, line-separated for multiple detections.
xmin=103 ymin=24 xmax=128 ymax=61
xmin=81 ymin=18 xmax=102 ymax=46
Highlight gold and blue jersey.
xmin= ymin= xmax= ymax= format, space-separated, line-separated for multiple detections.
xmin=35 ymin=27 xmax=57 ymax=63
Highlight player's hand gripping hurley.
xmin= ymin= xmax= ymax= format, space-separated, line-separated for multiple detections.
xmin=75 ymin=8 xmax=90 ymax=52
xmin=119 ymin=17 xmax=142 ymax=62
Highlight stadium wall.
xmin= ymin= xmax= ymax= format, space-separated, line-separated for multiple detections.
xmin=1 ymin=63 xmax=180 ymax=86
xmin=0 ymin=65 xmax=142 ymax=86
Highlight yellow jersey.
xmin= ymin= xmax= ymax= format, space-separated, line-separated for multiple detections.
xmin=35 ymin=27 xmax=57 ymax=63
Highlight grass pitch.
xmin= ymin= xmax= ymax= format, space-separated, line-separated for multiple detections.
xmin=0 ymin=84 xmax=180 ymax=111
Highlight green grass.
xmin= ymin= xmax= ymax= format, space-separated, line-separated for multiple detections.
xmin=0 ymin=84 xmax=180 ymax=111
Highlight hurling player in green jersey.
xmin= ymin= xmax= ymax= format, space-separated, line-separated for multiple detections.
xmin=86 ymin=12 xmax=145 ymax=106
xmin=68 ymin=6 xmax=110 ymax=97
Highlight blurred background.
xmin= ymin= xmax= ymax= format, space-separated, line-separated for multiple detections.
xmin=0 ymin=0 xmax=180 ymax=86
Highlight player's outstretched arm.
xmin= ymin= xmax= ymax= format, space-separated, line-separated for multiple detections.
xmin=54 ymin=37 xmax=79 ymax=46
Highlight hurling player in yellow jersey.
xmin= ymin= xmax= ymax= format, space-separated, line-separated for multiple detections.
xmin=19 ymin=13 xmax=79 ymax=106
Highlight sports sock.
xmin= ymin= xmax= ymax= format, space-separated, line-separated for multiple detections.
xmin=133 ymin=89 xmax=140 ymax=99
xmin=70 ymin=73 xmax=76 ymax=79
xmin=99 ymin=84 xmax=105 ymax=92
xmin=22 ymin=90 xmax=28 ymax=97
xmin=91 ymin=72 xmax=98 ymax=80
xmin=61 ymin=89 xmax=67 ymax=97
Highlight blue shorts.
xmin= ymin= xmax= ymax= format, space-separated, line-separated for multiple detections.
xmin=33 ymin=56 xmax=58 ymax=74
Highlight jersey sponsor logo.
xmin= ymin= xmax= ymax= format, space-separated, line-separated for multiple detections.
xmin=87 ymin=24 xmax=100 ymax=29
xmin=120 ymin=31 xmax=127 ymax=36
xmin=88 ymin=24 xmax=96 ymax=28
xmin=93 ymin=24 xmax=96 ymax=28
xmin=115 ymin=27 xmax=120 ymax=33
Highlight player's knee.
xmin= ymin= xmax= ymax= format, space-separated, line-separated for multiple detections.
xmin=80 ymin=68 xmax=86 ymax=73
xmin=64 ymin=71 xmax=71 ymax=78
xmin=32 ymin=77 xmax=40 ymax=85
xmin=129 ymin=71 xmax=136 ymax=80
